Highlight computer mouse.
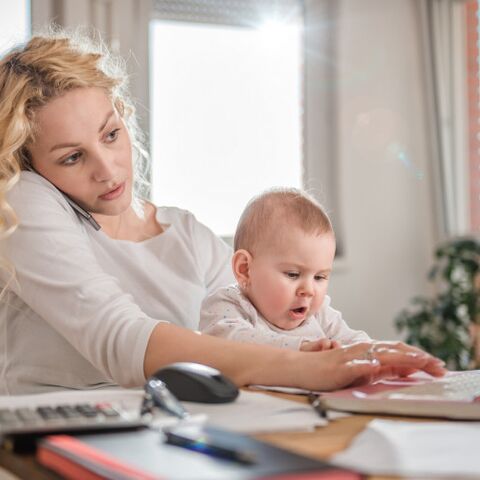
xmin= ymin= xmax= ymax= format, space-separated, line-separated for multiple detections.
xmin=152 ymin=362 xmax=239 ymax=404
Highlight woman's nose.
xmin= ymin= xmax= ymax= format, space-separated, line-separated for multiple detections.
xmin=91 ymin=150 xmax=116 ymax=182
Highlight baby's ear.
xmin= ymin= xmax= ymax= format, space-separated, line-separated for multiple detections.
xmin=232 ymin=249 xmax=252 ymax=287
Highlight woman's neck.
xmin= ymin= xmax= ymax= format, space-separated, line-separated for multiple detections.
xmin=93 ymin=203 xmax=164 ymax=242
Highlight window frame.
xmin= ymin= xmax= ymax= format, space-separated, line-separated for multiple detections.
xmin=31 ymin=0 xmax=344 ymax=254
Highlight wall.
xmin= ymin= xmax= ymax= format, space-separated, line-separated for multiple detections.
xmin=326 ymin=0 xmax=437 ymax=339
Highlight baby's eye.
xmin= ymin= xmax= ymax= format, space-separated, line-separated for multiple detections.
xmin=105 ymin=128 xmax=120 ymax=143
xmin=285 ymin=271 xmax=300 ymax=279
xmin=314 ymin=274 xmax=327 ymax=281
xmin=61 ymin=152 xmax=82 ymax=166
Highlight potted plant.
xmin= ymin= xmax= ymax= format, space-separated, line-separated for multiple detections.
xmin=395 ymin=237 xmax=480 ymax=370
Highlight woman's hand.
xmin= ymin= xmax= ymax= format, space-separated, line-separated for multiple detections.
xmin=300 ymin=338 xmax=341 ymax=352
xmin=295 ymin=340 xmax=447 ymax=391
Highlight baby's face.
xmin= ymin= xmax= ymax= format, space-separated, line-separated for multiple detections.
xmin=246 ymin=227 xmax=336 ymax=330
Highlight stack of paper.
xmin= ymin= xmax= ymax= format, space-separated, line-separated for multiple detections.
xmin=333 ymin=419 xmax=480 ymax=478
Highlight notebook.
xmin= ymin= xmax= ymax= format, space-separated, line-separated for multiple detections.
xmin=37 ymin=426 xmax=362 ymax=480
xmin=320 ymin=370 xmax=480 ymax=419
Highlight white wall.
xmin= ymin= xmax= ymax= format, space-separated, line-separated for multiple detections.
xmin=327 ymin=0 xmax=437 ymax=339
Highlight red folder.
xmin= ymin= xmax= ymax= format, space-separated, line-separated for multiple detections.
xmin=38 ymin=435 xmax=159 ymax=480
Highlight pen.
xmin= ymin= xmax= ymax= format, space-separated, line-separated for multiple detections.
xmin=164 ymin=430 xmax=256 ymax=465
xmin=308 ymin=393 xmax=329 ymax=419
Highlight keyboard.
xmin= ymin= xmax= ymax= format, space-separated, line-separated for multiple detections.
xmin=321 ymin=370 xmax=480 ymax=420
xmin=372 ymin=370 xmax=480 ymax=402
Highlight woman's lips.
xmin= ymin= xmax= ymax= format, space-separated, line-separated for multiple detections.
xmin=99 ymin=182 xmax=125 ymax=201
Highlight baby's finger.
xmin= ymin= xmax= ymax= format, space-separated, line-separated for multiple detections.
xmin=322 ymin=339 xmax=334 ymax=349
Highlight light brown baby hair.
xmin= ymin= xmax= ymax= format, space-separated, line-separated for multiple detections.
xmin=234 ymin=187 xmax=333 ymax=254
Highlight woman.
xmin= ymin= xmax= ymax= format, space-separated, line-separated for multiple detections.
xmin=0 ymin=29 xmax=445 ymax=394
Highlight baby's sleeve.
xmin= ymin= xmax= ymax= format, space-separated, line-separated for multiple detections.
xmin=318 ymin=296 xmax=371 ymax=344
xmin=200 ymin=288 xmax=306 ymax=350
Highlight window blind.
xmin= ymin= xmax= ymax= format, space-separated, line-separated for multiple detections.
xmin=152 ymin=0 xmax=302 ymax=27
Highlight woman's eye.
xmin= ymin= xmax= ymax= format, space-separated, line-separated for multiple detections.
xmin=285 ymin=272 xmax=300 ymax=279
xmin=105 ymin=128 xmax=120 ymax=143
xmin=61 ymin=152 xmax=82 ymax=166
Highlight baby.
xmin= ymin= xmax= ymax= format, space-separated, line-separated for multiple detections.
xmin=200 ymin=188 xmax=371 ymax=352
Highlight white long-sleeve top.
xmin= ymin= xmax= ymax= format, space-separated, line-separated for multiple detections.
xmin=0 ymin=172 xmax=233 ymax=394
xmin=200 ymin=285 xmax=371 ymax=350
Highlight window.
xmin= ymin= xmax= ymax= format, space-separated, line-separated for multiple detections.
xmin=149 ymin=2 xmax=303 ymax=238
xmin=0 ymin=0 xmax=30 ymax=55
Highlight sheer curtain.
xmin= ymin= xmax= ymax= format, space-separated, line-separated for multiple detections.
xmin=420 ymin=0 xmax=469 ymax=240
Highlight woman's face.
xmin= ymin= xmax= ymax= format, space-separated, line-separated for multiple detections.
xmin=28 ymin=87 xmax=133 ymax=216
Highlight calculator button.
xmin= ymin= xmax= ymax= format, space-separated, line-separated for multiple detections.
xmin=76 ymin=404 xmax=99 ymax=417
xmin=37 ymin=407 xmax=62 ymax=420
xmin=96 ymin=403 xmax=120 ymax=417
xmin=56 ymin=405 xmax=82 ymax=418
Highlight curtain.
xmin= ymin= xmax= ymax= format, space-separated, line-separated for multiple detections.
xmin=420 ymin=0 xmax=469 ymax=239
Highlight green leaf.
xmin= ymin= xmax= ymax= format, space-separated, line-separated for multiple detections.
xmin=395 ymin=236 xmax=480 ymax=370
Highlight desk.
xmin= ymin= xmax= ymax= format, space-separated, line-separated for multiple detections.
xmin=256 ymin=392 xmax=400 ymax=480
xmin=0 ymin=392 xmax=410 ymax=480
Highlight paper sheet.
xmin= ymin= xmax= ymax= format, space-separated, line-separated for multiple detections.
xmin=333 ymin=419 xmax=480 ymax=478
xmin=184 ymin=390 xmax=327 ymax=433
xmin=0 ymin=389 xmax=326 ymax=434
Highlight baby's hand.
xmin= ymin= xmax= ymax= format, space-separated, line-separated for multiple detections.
xmin=300 ymin=338 xmax=341 ymax=352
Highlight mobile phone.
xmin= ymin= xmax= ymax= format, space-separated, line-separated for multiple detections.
xmin=61 ymin=193 xmax=101 ymax=231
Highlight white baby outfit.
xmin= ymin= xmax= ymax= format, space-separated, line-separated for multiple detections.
xmin=200 ymin=284 xmax=371 ymax=350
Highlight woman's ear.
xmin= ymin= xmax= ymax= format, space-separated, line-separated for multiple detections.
xmin=232 ymin=249 xmax=252 ymax=289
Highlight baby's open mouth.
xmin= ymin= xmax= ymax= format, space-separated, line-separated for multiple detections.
xmin=289 ymin=306 xmax=307 ymax=321
xmin=291 ymin=307 xmax=307 ymax=314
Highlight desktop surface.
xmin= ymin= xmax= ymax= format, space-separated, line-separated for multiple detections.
xmin=0 ymin=390 xmax=424 ymax=480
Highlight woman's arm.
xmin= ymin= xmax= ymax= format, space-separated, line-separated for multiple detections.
xmin=144 ymin=323 xmax=447 ymax=391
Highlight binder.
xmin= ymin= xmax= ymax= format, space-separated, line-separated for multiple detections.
xmin=37 ymin=426 xmax=362 ymax=479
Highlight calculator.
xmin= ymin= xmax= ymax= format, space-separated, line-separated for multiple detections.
xmin=0 ymin=402 xmax=148 ymax=452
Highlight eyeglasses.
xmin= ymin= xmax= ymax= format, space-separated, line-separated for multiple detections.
xmin=141 ymin=377 xmax=189 ymax=419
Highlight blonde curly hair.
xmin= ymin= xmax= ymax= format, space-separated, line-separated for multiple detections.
xmin=0 ymin=26 xmax=148 ymax=242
